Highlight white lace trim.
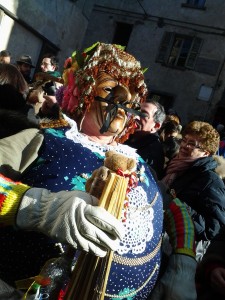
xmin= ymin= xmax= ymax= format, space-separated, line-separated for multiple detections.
xmin=64 ymin=115 xmax=156 ymax=255
xmin=64 ymin=115 xmax=139 ymax=158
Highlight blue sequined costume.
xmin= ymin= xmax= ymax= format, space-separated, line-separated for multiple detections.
xmin=2 ymin=116 xmax=163 ymax=299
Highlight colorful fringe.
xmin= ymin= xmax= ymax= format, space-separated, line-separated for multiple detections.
xmin=0 ymin=174 xmax=30 ymax=226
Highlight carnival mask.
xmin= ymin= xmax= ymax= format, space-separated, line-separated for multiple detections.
xmin=94 ymin=72 xmax=147 ymax=134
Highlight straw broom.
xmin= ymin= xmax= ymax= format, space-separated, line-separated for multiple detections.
xmin=64 ymin=171 xmax=128 ymax=300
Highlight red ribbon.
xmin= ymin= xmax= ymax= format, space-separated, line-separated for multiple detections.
xmin=116 ymin=169 xmax=138 ymax=194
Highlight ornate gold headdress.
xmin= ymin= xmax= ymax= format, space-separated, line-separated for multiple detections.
xmin=59 ymin=42 xmax=148 ymax=142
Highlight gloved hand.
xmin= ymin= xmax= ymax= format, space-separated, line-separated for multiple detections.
xmin=164 ymin=198 xmax=196 ymax=258
xmin=148 ymin=198 xmax=197 ymax=300
xmin=148 ymin=254 xmax=197 ymax=300
xmin=16 ymin=187 xmax=124 ymax=257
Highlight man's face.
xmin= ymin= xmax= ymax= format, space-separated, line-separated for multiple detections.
xmin=18 ymin=63 xmax=32 ymax=76
xmin=84 ymin=72 xmax=135 ymax=137
xmin=0 ymin=56 xmax=10 ymax=63
xmin=41 ymin=58 xmax=55 ymax=72
xmin=135 ymin=102 xmax=160 ymax=133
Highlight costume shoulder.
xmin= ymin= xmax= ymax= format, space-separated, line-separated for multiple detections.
xmin=0 ymin=129 xmax=43 ymax=180
xmin=0 ymin=109 xmax=39 ymax=139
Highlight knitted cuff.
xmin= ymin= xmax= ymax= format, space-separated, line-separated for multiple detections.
xmin=165 ymin=198 xmax=196 ymax=259
xmin=0 ymin=174 xmax=30 ymax=226
xmin=175 ymin=248 xmax=196 ymax=258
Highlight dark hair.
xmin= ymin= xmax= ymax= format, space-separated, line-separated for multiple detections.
xmin=0 ymin=50 xmax=11 ymax=57
xmin=146 ymin=100 xmax=166 ymax=125
xmin=163 ymin=136 xmax=181 ymax=160
xmin=42 ymin=53 xmax=59 ymax=70
xmin=0 ymin=84 xmax=27 ymax=111
xmin=0 ymin=63 xmax=28 ymax=94
xmin=160 ymin=120 xmax=182 ymax=141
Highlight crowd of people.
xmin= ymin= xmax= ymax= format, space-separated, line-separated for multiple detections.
xmin=0 ymin=43 xmax=225 ymax=300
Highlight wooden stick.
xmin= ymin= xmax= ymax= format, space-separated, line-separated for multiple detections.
xmin=64 ymin=172 xmax=128 ymax=300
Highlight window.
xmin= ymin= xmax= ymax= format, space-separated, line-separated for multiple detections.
xmin=156 ymin=32 xmax=203 ymax=69
xmin=112 ymin=22 xmax=133 ymax=48
xmin=149 ymin=92 xmax=174 ymax=113
xmin=182 ymin=0 xmax=206 ymax=9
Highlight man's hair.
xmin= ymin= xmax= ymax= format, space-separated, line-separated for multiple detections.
xmin=0 ymin=50 xmax=11 ymax=57
xmin=42 ymin=53 xmax=59 ymax=70
xmin=146 ymin=100 xmax=166 ymax=125
xmin=183 ymin=121 xmax=220 ymax=155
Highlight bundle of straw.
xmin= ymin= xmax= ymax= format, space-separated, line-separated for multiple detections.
xmin=64 ymin=171 xmax=129 ymax=300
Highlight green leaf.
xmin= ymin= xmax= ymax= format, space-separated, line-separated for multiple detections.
xmin=83 ymin=42 xmax=100 ymax=55
xmin=71 ymin=50 xmax=77 ymax=58
xmin=114 ymin=44 xmax=126 ymax=51
xmin=142 ymin=67 xmax=148 ymax=74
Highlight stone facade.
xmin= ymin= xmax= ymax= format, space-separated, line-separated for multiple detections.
xmin=0 ymin=0 xmax=93 ymax=77
xmin=82 ymin=0 xmax=225 ymax=125
xmin=1 ymin=0 xmax=225 ymax=125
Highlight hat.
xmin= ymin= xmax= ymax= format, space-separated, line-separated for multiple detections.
xmin=16 ymin=55 xmax=35 ymax=68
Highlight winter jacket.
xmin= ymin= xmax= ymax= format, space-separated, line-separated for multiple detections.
xmin=168 ymin=156 xmax=225 ymax=241
xmin=125 ymin=132 xmax=165 ymax=179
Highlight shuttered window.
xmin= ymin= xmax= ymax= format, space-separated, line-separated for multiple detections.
xmin=186 ymin=0 xmax=206 ymax=8
xmin=156 ymin=32 xmax=203 ymax=69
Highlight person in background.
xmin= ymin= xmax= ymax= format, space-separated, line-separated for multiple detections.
xmin=0 ymin=50 xmax=11 ymax=64
xmin=28 ymin=53 xmax=63 ymax=114
xmin=0 ymin=63 xmax=38 ymax=125
xmin=40 ymin=53 xmax=61 ymax=77
xmin=166 ymin=109 xmax=181 ymax=126
xmin=125 ymin=100 xmax=166 ymax=179
xmin=0 ymin=63 xmax=28 ymax=95
xmin=161 ymin=120 xmax=225 ymax=260
xmin=32 ymin=53 xmax=63 ymax=97
xmin=162 ymin=136 xmax=181 ymax=164
xmin=159 ymin=119 xmax=182 ymax=142
xmin=16 ymin=54 xmax=35 ymax=84
xmin=159 ymin=120 xmax=182 ymax=167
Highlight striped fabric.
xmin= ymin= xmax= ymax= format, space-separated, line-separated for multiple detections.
xmin=0 ymin=174 xmax=30 ymax=226
xmin=165 ymin=198 xmax=196 ymax=258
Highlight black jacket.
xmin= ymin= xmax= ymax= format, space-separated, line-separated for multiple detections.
xmin=125 ymin=132 xmax=165 ymax=179
xmin=169 ymin=156 xmax=225 ymax=241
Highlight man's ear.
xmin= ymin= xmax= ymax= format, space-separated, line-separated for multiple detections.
xmin=154 ymin=122 xmax=161 ymax=130
xmin=202 ymin=150 xmax=210 ymax=157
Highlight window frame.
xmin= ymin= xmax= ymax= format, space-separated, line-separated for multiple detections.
xmin=156 ymin=32 xmax=203 ymax=70
xmin=182 ymin=0 xmax=206 ymax=10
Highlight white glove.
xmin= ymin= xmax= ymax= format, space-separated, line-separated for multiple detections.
xmin=148 ymin=254 xmax=197 ymax=300
xmin=16 ymin=188 xmax=124 ymax=257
